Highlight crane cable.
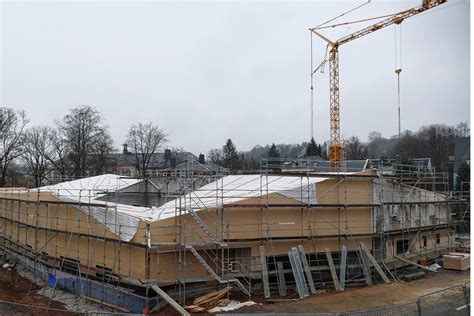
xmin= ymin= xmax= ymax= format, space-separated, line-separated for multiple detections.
xmin=310 ymin=33 xmax=329 ymax=141
xmin=310 ymin=32 xmax=314 ymax=140
xmin=394 ymin=24 xmax=402 ymax=139
xmin=313 ymin=0 xmax=371 ymax=29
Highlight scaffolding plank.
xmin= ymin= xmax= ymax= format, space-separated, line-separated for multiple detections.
xmin=360 ymin=242 xmax=390 ymax=284
xmin=276 ymin=261 xmax=287 ymax=297
xmin=288 ymin=247 xmax=309 ymax=298
xmin=358 ymin=246 xmax=373 ymax=286
xmin=394 ymin=255 xmax=437 ymax=272
xmin=339 ymin=245 xmax=347 ymax=291
xmin=297 ymin=245 xmax=317 ymax=294
xmin=151 ymin=285 xmax=190 ymax=316
xmin=260 ymin=245 xmax=271 ymax=299
xmin=324 ymin=248 xmax=341 ymax=291
xmin=381 ymin=260 xmax=397 ymax=281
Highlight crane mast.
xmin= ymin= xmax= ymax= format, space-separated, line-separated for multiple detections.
xmin=310 ymin=0 xmax=446 ymax=167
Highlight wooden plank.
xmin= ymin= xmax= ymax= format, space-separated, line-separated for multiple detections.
xmin=339 ymin=245 xmax=347 ymax=291
xmin=81 ymin=295 xmax=130 ymax=313
xmin=324 ymin=248 xmax=341 ymax=291
xmin=260 ymin=245 xmax=271 ymax=298
xmin=151 ymin=285 xmax=190 ymax=316
xmin=394 ymin=255 xmax=437 ymax=272
xmin=360 ymin=242 xmax=390 ymax=284
xmin=381 ymin=260 xmax=397 ymax=281
xmin=276 ymin=261 xmax=287 ymax=297
xmin=193 ymin=286 xmax=231 ymax=305
xmin=297 ymin=245 xmax=317 ymax=294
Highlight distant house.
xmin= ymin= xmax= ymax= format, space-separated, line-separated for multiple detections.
xmin=115 ymin=145 xmax=186 ymax=177
xmin=367 ymin=157 xmax=433 ymax=175
xmin=48 ymin=145 xmax=226 ymax=183
xmin=116 ymin=145 xmax=226 ymax=178
xmin=157 ymin=153 xmax=229 ymax=178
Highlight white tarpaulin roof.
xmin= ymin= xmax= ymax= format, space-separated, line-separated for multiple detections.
xmin=151 ymin=174 xmax=328 ymax=221
xmin=38 ymin=174 xmax=153 ymax=241
xmin=36 ymin=174 xmax=335 ymax=241
xmin=39 ymin=174 xmax=142 ymax=199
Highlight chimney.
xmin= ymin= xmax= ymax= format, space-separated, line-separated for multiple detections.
xmin=122 ymin=144 xmax=128 ymax=154
xmin=198 ymin=154 xmax=205 ymax=164
xmin=164 ymin=149 xmax=172 ymax=161
xmin=164 ymin=149 xmax=172 ymax=168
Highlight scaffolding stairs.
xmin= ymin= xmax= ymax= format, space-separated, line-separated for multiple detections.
xmin=186 ymin=207 xmax=227 ymax=247
xmin=185 ymin=245 xmax=250 ymax=296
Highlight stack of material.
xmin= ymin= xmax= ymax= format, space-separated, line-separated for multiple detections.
xmin=185 ymin=287 xmax=259 ymax=314
xmin=443 ymin=252 xmax=470 ymax=271
xmin=185 ymin=287 xmax=232 ymax=313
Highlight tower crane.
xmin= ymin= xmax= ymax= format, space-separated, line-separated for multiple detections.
xmin=310 ymin=0 xmax=446 ymax=167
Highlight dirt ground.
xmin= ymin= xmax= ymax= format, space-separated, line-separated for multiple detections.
xmin=158 ymin=268 xmax=470 ymax=315
xmin=235 ymin=269 xmax=470 ymax=314
xmin=0 ymin=268 xmax=71 ymax=315
xmin=0 ymin=266 xmax=468 ymax=315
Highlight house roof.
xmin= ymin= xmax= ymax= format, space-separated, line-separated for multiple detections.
xmin=368 ymin=158 xmax=432 ymax=169
xmin=113 ymin=151 xmax=197 ymax=168
xmin=174 ymin=160 xmax=228 ymax=173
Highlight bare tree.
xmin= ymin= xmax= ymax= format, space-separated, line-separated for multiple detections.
xmin=0 ymin=107 xmax=28 ymax=186
xmin=46 ymin=129 xmax=70 ymax=178
xmin=172 ymin=147 xmax=188 ymax=164
xmin=126 ymin=122 xmax=167 ymax=177
xmin=417 ymin=124 xmax=455 ymax=172
xmin=389 ymin=130 xmax=425 ymax=160
xmin=367 ymin=131 xmax=385 ymax=159
xmin=345 ymin=136 xmax=367 ymax=160
xmin=59 ymin=105 xmax=113 ymax=176
xmin=455 ymin=122 xmax=470 ymax=137
xmin=208 ymin=149 xmax=224 ymax=165
xmin=22 ymin=126 xmax=55 ymax=187
xmin=89 ymin=129 xmax=116 ymax=175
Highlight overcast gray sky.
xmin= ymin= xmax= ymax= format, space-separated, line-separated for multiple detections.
xmin=1 ymin=0 xmax=470 ymax=155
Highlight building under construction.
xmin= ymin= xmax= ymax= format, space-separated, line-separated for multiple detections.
xmin=0 ymin=158 xmax=468 ymax=313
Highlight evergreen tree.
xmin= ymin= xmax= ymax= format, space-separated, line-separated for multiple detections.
xmin=222 ymin=138 xmax=241 ymax=170
xmin=455 ymin=161 xmax=470 ymax=193
xmin=305 ymin=137 xmax=321 ymax=157
xmin=267 ymin=143 xmax=280 ymax=158
xmin=267 ymin=143 xmax=281 ymax=168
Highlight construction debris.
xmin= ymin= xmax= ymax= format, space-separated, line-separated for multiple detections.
xmin=428 ymin=263 xmax=442 ymax=271
xmin=184 ymin=305 xmax=206 ymax=313
xmin=189 ymin=287 xmax=258 ymax=313
xmin=206 ymin=300 xmax=258 ymax=313
xmin=193 ymin=286 xmax=232 ymax=306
